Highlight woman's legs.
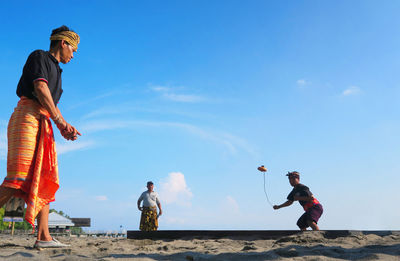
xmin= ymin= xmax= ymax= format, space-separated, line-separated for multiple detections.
xmin=1 ymin=186 xmax=52 ymax=241
xmin=36 ymin=204 xmax=52 ymax=241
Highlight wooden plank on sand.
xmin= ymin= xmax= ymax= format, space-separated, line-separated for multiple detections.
xmin=127 ymin=230 xmax=399 ymax=240
xmin=128 ymin=230 xmax=302 ymax=240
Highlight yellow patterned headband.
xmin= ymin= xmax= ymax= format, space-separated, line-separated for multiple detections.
xmin=50 ymin=31 xmax=80 ymax=51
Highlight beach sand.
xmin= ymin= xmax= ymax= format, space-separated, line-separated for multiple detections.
xmin=0 ymin=231 xmax=399 ymax=260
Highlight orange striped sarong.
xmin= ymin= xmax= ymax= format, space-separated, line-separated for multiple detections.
xmin=1 ymin=97 xmax=59 ymax=227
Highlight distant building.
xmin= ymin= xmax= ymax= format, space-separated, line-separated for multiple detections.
xmin=34 ymin=212 xmax=74 ymax=233
xmin=70 ymin=218 xmax=91 ymax=227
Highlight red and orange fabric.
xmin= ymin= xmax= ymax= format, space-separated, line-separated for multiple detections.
xmin=2 ymin=97 xmax=59 ymax=227
xmin=303 ymin=197 xmax=320 ymax=211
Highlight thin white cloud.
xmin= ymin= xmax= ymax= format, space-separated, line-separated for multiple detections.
xmin=56 ymin=140 xmax=95 ymax=155
xmin=81 ymin=120 xmax=136 ymax=132
xmin=163 ymin=217 xmax=186 ymax=225
xmin=163 ymin=93 xmax=204 ymax=103
xmin=95 ymin=196 xmax=108 ymax=201
xmin=56 ymin=188 xmax=84 ymax=201
xmin=68 ymin=92 xmax=118 ymax=110
xmin=0 ymin=127 xmax=7 ymax=160
xmin=0 ymin=141 xmax=6 ymax=160
xmin=170 ymin=124 xmax=257 ymax=156
xmin=151 ymin=86 xmax=170 ymax=92
xmin=175 ymin=123 xmax=241 ymax=155
xmin=342 ymin=86 xmax=361 ymax=96
xmin=80 ymin=119 xmax=257 ymax=156
xmin=81 ymin=105 xmax=133 ymax=119
xmin=219 ymin=132 xmax=258 ymax=156
xmin=222 ymin=196 xmax=240 ymax=214
xmin=0 ymin=120 xmax=7 ymax=127
xmin=158 ymin=196 xmax=242 ymax=228
xmin=68 ymin=88 xmax=136 ymax=110
xmin=297 ymin=79 xmax=310 ymax=87
xmin=159 ymin=172 xmax=192 ymax=206
xmin=82 ymin=104 xmax=216 ymax=120
xmin=150 ymin=84 xmax=205 ymax=103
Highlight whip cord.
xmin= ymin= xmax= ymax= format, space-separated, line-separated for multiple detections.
xmin=263 ymin=172 xmax=273 ymax=207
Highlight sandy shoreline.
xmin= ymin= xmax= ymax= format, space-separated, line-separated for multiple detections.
xmin=0 ymin=231 xmax=399 ymax=260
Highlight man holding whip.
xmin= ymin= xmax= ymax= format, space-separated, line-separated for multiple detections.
xmin=273 ymin=171 xmax=323 ymax=231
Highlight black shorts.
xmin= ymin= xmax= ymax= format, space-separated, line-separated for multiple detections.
xmin=297 ymin=203 xmax=323 ymax=229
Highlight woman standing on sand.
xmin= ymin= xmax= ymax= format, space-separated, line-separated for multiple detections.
xmin=0 ymin=25 xmax=80 ymax=248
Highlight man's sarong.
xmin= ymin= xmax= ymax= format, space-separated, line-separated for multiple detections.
xmin=1 ymin=97 xmax=59 ymax=227
xmin=297 ymin=203 xmax=323 ymax=229
xmin=139 ymin=206 xmax=158 ymax=231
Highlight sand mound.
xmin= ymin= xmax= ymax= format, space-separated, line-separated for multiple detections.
xmin=0 ymin=232 xmax=399 ymax=260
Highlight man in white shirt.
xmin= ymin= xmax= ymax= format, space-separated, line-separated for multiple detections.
xmin=137 ymin=181 xmax=162 ymax=231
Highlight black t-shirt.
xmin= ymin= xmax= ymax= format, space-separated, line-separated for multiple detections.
xmin=16 ymin=50 xmax=63 ymax=105
xmin=287 ymin=184 xmax=312 ymax=207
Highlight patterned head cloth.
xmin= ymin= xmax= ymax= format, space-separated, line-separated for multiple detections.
xmin=286 ymin=171 xmax=300 ymax=178
xmin=50 ymin=31 xmax=80 ymax=51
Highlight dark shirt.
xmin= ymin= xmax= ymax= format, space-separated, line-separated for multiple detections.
xmin=287 ymin=183 xmax=312 ymax=208
xmin=16 ymin=50 xmax=63 ymax=105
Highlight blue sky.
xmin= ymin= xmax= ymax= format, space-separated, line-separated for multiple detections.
xmin=1 ymin=1 xmax=399 ymax=231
